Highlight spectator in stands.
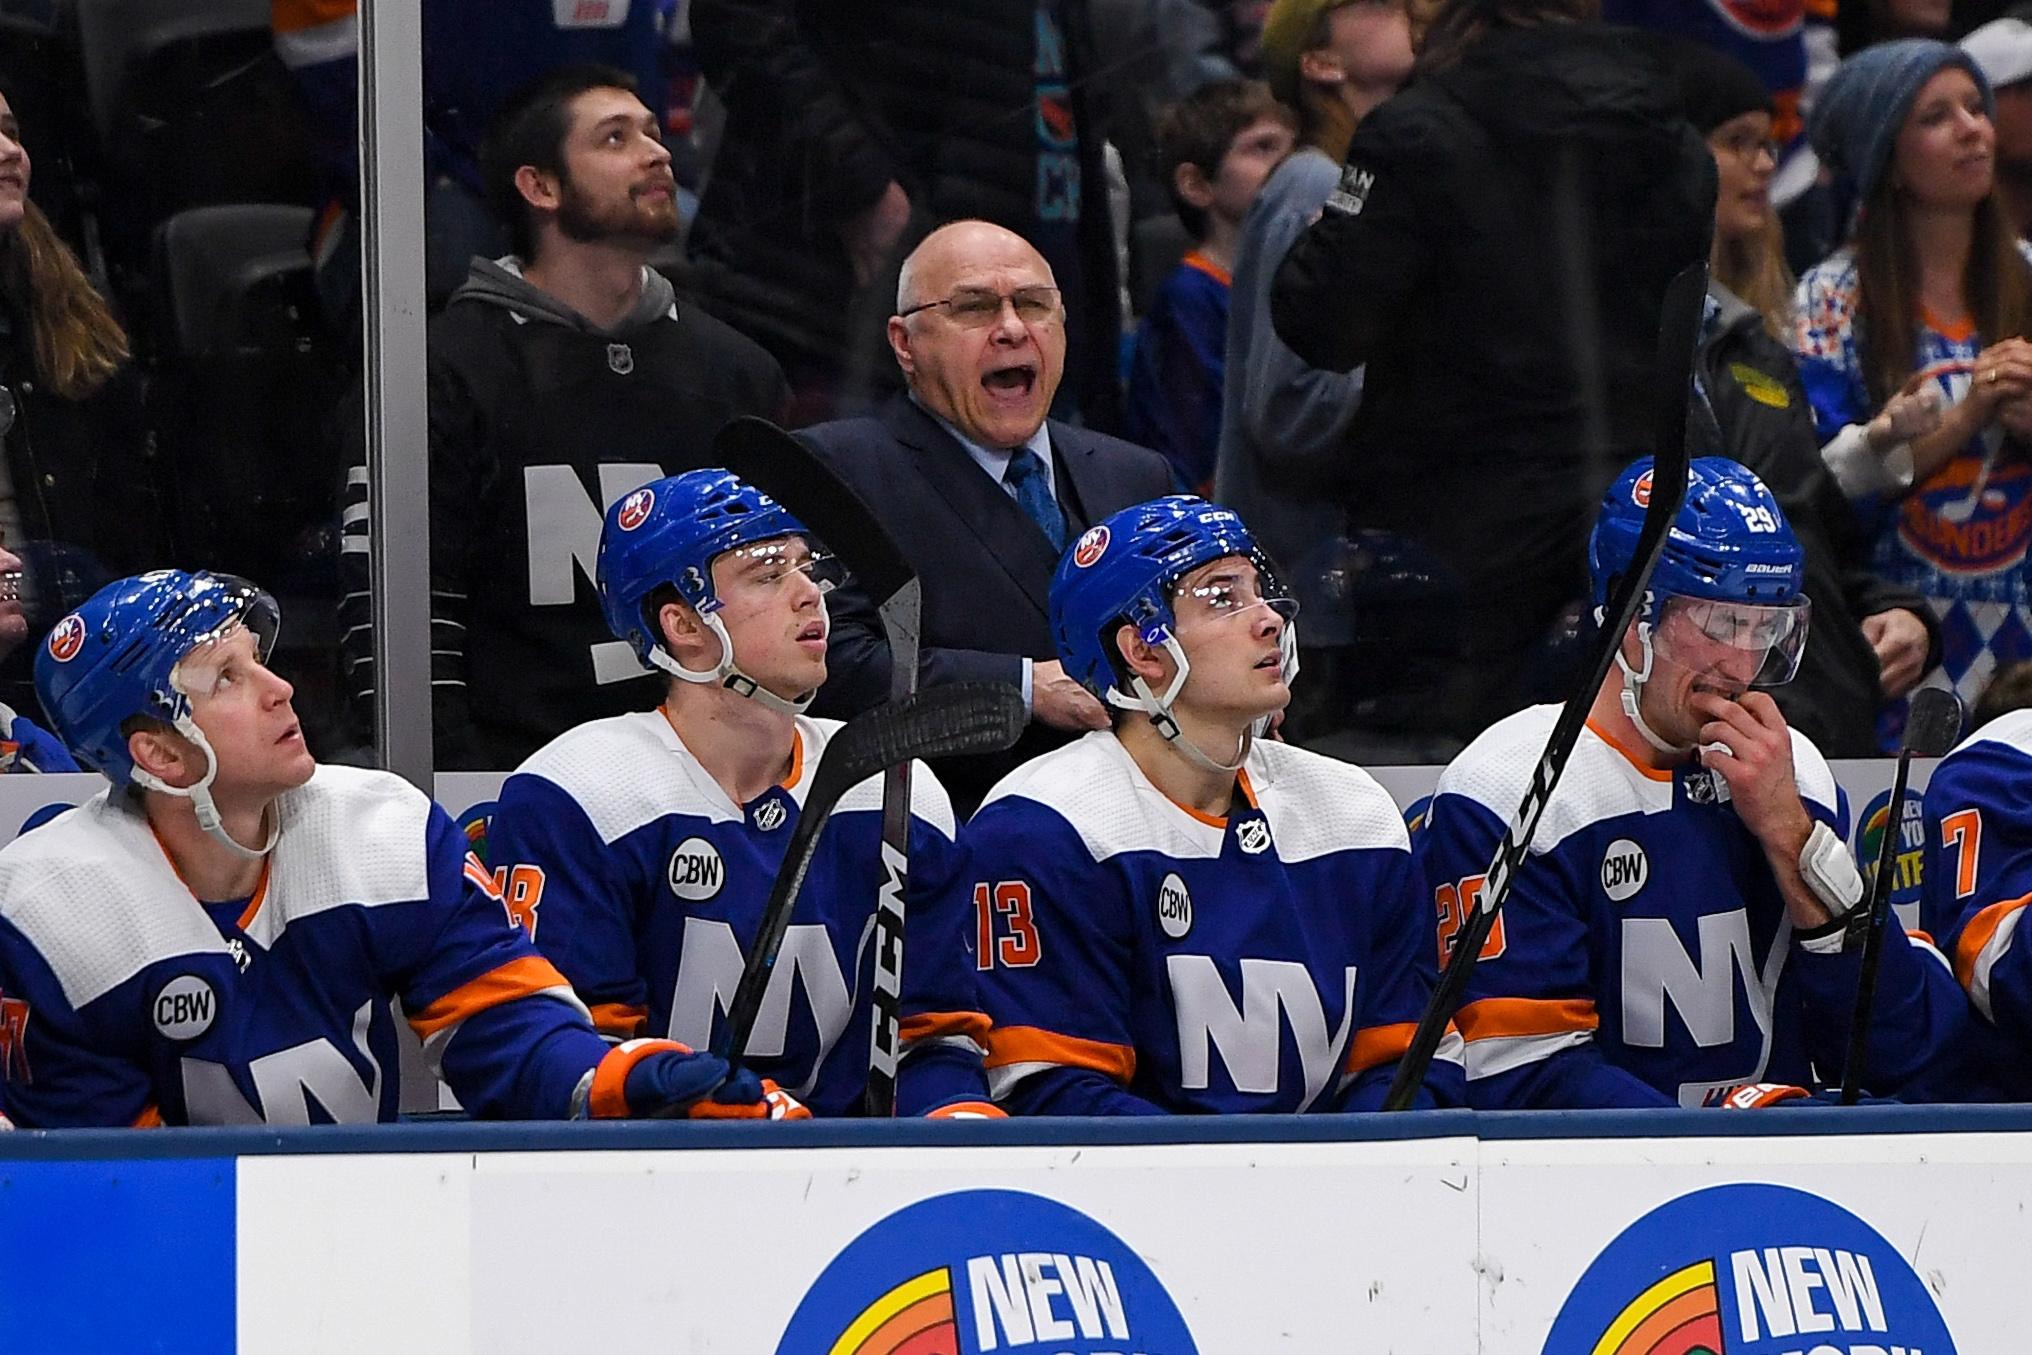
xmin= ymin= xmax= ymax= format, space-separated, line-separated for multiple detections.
xmin=1674 ymin=40 xmax=1941 ymax=757
xmin=1971 ymin=655 xmax=2032 ymax=725
xmin=800 ymin=220 xmax=1171 ymax=815
xmin=685 ymin=4 xmax=1127 ymax=429
xmin=1213 ymin=0 xmax=1413 ymax=747
xmin=1124 ymin=81 xmax=1294 ymax=496
xmin=1268 ymin=0 xmax=1716 ymax=748
xmin=337 ymin=64 xmax=786 ymax=771
xmin=1963 ymin=15 xmax=2032 ymax=236
xmin=1795 ymin=40 xmax=2032 ymax=746
xmin=0 ymin=88 xmax=162 ymax=720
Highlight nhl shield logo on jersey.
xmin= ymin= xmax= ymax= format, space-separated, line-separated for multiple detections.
xmin=152 ymin=974 xmax=218 ymax=1040
xmin=1072 ymin=524 xmax=1111 ymax=568
xmin=1236 ymin=816 xmax=1272 ymax=855
xmin=668 ymin=837 xmax=726 ymax=901
xmin=775 ymin=1189 xmax=1200 ymax=1355
xmin=1601 ymin=839 xmax=1649 ymax=902
xmin=753 ymin=796 xmax=788 ymax=832
xmin=606 ymin=342 xmax=635 ymax=375
xmin=46 ymin=613 xmax=85 ymax=662
xmin=1157 ymin=872 xmax=1193 ymax=939
xmin=1543 ymin=1183 xmax=1955 ymax=1354
xmin=616 ymin=487 xmax=655 ymax=532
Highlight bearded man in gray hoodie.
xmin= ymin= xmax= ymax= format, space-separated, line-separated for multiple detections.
xmin=340 ymin=64 xmax=787 ymax=770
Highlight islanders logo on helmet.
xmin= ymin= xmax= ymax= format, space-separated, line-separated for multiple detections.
xmin=45 ymin=613 xmax=85 ymax=663
xmin=775 ymin=1189 xmax=1199 ymax=1354
xmin=1590 ymin=456 xmax=1805 ymax=616
xmin=596 ymin=468 xmax=808 ymax=663
xmin=1543 ymin=1183 xmax=1955 ymax=1355
xmin=34 ymin=570 xmax=279 ymax=785
xmin=1050 ymin=495 xmax=1287 ymax=701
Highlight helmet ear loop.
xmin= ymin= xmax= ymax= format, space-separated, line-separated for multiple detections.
xmin=1126 ymin=632 xmax=1250 ymax=775
xmin=131 ymin=715 xmax=281 ymax=860
xmin=652 ymin=609 xmax=813 ymax=716
xmin=1609 ymin=614 xmax=1688 ymax=755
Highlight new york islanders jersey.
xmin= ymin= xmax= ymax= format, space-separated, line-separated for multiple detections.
xmin=965 ymin=730 xmax=1463 ymax=1116
xmin=0 ymin=766 xmax=610 ymax=1127
xmin=1919 ymin=707 xmax=2032 ymax=1101
xmin=484 ymin=709 xmax=989 ymax=1117
xmin=1422 ymin=706 xmax=1963 ymax=1108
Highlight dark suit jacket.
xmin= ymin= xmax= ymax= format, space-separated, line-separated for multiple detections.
xmin=801 ymin=393 xmax=1172 ymax=814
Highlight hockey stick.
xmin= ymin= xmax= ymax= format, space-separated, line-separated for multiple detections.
xmin=1382 ymin=259 xmax=1710 ymax=1111
xmin=713 ymin=417 xmax=925 ymax=1116
xmin=711 ymin=680 xmax=1026 ymax=1069
xmin=1838 ymin=685 xmax=1962 ymax=1104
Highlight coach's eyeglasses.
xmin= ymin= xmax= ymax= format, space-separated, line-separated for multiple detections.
xmin=898 ymin=286 xmax=1062 ymax=328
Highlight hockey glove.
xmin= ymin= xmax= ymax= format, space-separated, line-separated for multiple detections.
xmin=576 ymin=1039 xmax=810 ymax=1120
xmin=1706 ymin=1082 xmax=1812 ymax=1110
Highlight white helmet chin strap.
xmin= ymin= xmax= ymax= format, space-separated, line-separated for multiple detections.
xmin=132 ymin=717 xmax=281 ymax=861
xmin=1107 ymin=619 xmax=1303 ymax=777
xmin=1604 ymin=608 xmax=1690 ymax=756
xmin=651 ymin=611 xmax=815 ymax=716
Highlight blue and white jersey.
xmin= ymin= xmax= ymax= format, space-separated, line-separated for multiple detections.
xmin=1422 ymin=705 xmax=1963 ymax=1108
xmin=0 ymin=701 xmax=77 ymax=773
xmin=0 ymin=766 xmax=606 ymax=1127
xmin=965 ymin=731 xmax=1462 ymax=1116
xmin=485 ymin=709 xmax=989 ymax=1117
xmin=1919 ymin=708 xmax=2032 ymax=1101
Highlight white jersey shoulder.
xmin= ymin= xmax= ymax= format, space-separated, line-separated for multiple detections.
xmin=516 ymin=709 xmax=954 ymax=843
xmin=1248 ymin=737 xmax=1410 ymax=863
xmin=978 ymin=730 xmax=1402 ymax=864
xmin=1435 ymin=705 xmax=1670 ymax=852
xmin=1947 ymin=705 xmax=2032 ymax=761
xmin=259 ymin=764 xmax=435 ymax=946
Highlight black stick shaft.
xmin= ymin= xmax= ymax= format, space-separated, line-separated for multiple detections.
xmin=1839 ymin=749 xmax=1917 ymax=1105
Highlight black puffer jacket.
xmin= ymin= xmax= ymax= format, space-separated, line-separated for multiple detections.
xmin=1271 ymin=24 xmax=1715 ymax=738
xmin=1694 ymin=285 xmax=1938 ymax=758
xmin=685 ymin=0 xmax=1123 ymax=425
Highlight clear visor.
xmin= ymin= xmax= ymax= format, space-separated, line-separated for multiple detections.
xmin=168 ymin=601 xmax=281 ymax=701
xmin=1651 ymin=595 xmax=1810 ymax=689
xmin=718 ymin=537 xmax=840 ymax=597
xmin=1168 ymin=555 xmax=1299 ymax=629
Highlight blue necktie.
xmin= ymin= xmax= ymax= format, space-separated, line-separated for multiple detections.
xmin=1004 ymin=445 xmax=1066 ymax=551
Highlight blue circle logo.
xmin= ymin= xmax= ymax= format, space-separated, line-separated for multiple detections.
xmin=776 ymin=1189 xmax=1199 ymax=1355
xmin=1544 ymin=1183 xmax=1955 ymax=1354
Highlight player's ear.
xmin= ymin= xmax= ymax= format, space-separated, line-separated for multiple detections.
xmin=1115 ymin=622 xmax=1169 ymax=685
xmin=657 ymin=599 xmax=714 ymax=660
xmin=127 ymin=722 xmax=198 ymax=790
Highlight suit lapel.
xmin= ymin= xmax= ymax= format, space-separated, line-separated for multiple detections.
xmin=1047 ymin=420 xmax=1098 ymax=536
xmin=885 ymin=396 xmax=1061 ymax=618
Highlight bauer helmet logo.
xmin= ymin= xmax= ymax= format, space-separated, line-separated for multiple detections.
xmin=1073 ymin=525 xmax=1110 ymax=568
xmin=1631 ymin=470 xmax=1654 ymax=509
xmin=617 ymin=488 xmax=655 ymax=532
xmin=46 ymin=614 xmax=85 ymax=662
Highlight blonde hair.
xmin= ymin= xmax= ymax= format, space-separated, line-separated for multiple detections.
xmin=0 ymin=199 xmax=129 ymax=401
xmin=1713 ymin=212 xmax=1796 ymax=342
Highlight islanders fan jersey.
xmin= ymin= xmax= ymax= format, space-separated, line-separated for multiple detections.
xmin=1795 ymin=246 xmax=2032 ymax=746
xmin=1422 ymin=706 xmax=1965 ymax=1109
xmin=965 ymin=730 xmax=1464 ymax=1116
xmin=0 ymin=701 xmax=76 ymax=773
xmin=485 ymin=709 xmax=989 ymax=1117
xmin=0 ymin=766 xmax=608 ymax=1128
xmin=1919 ymin=708 xmax=2032 ymax=1101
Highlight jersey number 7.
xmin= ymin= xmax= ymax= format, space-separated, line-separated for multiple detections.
xmin=974 ymin=881 xmax=1042 ymax=970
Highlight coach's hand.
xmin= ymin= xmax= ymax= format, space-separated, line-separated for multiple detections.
xmin=1032 ymin=660 xmax=1110 ymax=732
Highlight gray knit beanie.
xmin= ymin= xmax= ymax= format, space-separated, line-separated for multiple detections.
xmin=1808 ymin=39 xmax=1995 ymax=204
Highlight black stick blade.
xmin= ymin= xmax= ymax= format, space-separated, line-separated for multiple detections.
xmin=1903 ymin=687 xmax=1964 ymax=759
xmin=814 ymin=681 xmax=1027 ymax=799
xmin=713 ymin=415 xmax=915 ymax=606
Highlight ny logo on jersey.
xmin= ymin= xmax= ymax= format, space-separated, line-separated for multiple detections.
xmin=180 ymin=1000 xmax=385 ymax=1126
xmin=1621 ymin=909 xmax=1778 ymax=1060
xmin=667 ymin=917 xmax=868 ymax=1097
xmin=523 ymin=461 xmax=664 ymax=685
xmin=1168 ymin=957 xmax=1358 ymax=1111
xmin=0 ymin=994 xmax=30 ymax=1084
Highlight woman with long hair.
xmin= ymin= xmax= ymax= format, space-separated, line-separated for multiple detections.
xmin=1795 ymin=40 xmax=2032 ymax=745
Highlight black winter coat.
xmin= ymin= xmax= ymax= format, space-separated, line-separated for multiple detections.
xmin=1270 ymin=24 xmax=1716 ymax=738
xmin=1694 ymin=286 xmax=1938 ymax=758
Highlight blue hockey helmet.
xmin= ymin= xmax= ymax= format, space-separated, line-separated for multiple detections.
xmin=596 ymin=469 xmax=824 ymax=713
xmin=36 ymin=569 xmax=280 ymax=787
xmin=1051 ymin=496 xmax=1297 ymax=714
xmin=1590 ymin=456 xmax=1806 ymax=612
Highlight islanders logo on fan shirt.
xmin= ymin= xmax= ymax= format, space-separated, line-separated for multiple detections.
xmin=1544 ymin=1183 xmax=1955 ymax=1354
xmin=776 ymin=1189 xmax=1199 ymax=1355
xmin=1898 ymin=454 xmax=2032 ymax=577
xmin=1855 ymin=788 xmax=1925 ymax=919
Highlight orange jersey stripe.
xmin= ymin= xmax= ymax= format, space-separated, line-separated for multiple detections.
xmin=1954 ymin=891 xmax=2032 ymax=993
xmin=1345 ymin=1021 xmax=1417 ymax=1074
xmin=1586 ymin=718 xmax=1674 ymax=781
xmin=407 ymin=955 xmax=574 ymax=1039
xmin=589 ymin=1002 xmax=649 ymax=1039
xmin=271 ymin=0 xmax=355 ymax=33
xmin=1454 ymin=996 xmax=1598 ymax=1042
xmin=899 ymin=1010 xmax=992 ymax=1046
xmin=984 ymin=1025 xmax=1136 ymax=1084
xmin=1180 ymin=249 xmax=1233 ymax=289
xmin=132 ymin=1104 xmax=164 ymax=1129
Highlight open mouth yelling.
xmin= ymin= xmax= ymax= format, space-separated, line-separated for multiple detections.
xmin=982 ymin=361 xmax=1038 ymax=404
